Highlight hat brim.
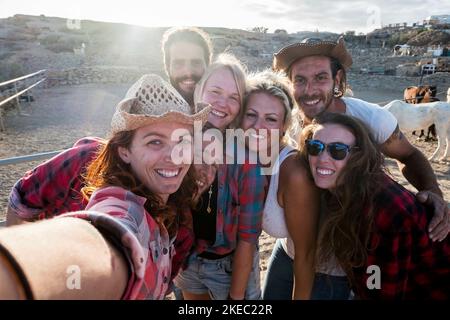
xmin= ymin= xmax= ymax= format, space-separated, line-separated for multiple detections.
xmin=273 ymin=39 xmax=353 ymax=72
xmin=111 ymin=98 xmax=211 ymax=134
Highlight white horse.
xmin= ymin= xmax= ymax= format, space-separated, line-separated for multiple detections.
xmin=383 ymin=100 xmax=450 ymax=161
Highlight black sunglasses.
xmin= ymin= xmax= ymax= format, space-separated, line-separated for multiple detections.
xmin=305 ymin=139 xmax=358 ymax=161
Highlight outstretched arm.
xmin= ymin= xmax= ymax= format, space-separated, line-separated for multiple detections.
xmin=0 ymin=217 xmax=128 ymax=299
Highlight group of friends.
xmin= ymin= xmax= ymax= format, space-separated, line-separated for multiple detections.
xmin=0 ymin=27 xmax=449 ymax=300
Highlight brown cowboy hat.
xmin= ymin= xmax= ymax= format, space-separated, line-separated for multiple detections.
xmin=111 ymin=74 xmax=210 ymax=134
xmin=272 ymin=36 xmax=353 ymax=72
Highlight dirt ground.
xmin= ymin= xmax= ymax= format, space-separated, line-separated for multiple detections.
xmin=0 ymin=83 xmax=449 ymax=286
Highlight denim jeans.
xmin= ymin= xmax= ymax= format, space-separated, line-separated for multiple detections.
xmin=262 ymin=239 xmax=351 ymax=300
xmin=174 ymin=249 xmax=261 ymax=300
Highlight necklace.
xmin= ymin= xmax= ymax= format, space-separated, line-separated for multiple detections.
xmin=206 ymin=184 xmax=213 ymax=213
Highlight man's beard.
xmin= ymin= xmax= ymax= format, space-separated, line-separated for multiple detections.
xmin=170 ymin=75 xmax=201 ymax=106
xmin=296 ymin=89 xmax=334 ymax=122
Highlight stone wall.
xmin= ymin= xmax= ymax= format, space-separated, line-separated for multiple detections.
xmin=44 ymin=66 xmax=159 ymax=87
xmin=348 ymin=72 xmax=449 ymax=94
xmin=42 ymin=66 xmax=449 ymax=101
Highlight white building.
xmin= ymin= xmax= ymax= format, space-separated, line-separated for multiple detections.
xmin=424 ymin=15 xmax=450 ymax=25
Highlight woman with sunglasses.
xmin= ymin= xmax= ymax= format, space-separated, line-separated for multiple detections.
xmin=300 ymin=112 xmax=449 ymax=299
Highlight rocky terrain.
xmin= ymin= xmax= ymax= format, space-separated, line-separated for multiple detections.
xmin=1 ymin=14 xmax=449 ymax=80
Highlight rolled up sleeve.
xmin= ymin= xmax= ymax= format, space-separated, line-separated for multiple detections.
xmin=237 ymin=162 xmax=267 ymax=244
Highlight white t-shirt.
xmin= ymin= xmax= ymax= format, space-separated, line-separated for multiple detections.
xmin=342 ymin=97 xmax=398 ymax=144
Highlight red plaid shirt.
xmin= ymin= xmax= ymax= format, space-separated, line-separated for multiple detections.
xmin=353 ymin=174 xmax=450 ymax=300
xmin=195 ymin=160 xmax=268 ymax=255
xmin=9 ymin=137 xmax=102 ymax=220
xmin=63 ymin=187 xmax=175 ymax=300
xmin=8 ymin=137 xmax=194 ymax=288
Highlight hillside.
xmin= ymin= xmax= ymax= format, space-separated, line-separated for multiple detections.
xmin=1 ymin=14 xmax=449 ymax=96
xmin=0 ymin=14 xmax=341 ymax=80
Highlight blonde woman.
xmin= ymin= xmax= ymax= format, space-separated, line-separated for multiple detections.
xmin=239 ymin=70 xmax=321 ymax=299
xmin=174 ymin=54 xmax=267 ymax=300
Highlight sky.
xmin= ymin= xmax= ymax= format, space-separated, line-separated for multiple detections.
xmin=0 ymin=0 xmax=449 ymax=33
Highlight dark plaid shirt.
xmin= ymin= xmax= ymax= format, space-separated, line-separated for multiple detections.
xmin=9 ymin=137 xmax=102 ymax=219
xmin=353 ymin=174 xmax=450 ymax=300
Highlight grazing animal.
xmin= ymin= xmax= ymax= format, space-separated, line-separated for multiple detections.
xmin=403 ymin=85 xmax=438 ymax=141
xmin=384 ymin=100 xmax=450 ymax=161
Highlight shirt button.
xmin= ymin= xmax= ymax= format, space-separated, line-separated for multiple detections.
xmin=163 ymin=248 xmax=168 ymax=255
xmin=163 ymin=277 xmax=168 ymax=283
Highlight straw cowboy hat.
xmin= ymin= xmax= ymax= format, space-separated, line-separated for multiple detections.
xmin=111 ymin=74 xmax=211 ymax=134
xmin=272 ymin=36 xmax=353 ymax=72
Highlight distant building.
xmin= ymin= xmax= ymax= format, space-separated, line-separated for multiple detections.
xmin=393 ymin=44 xmax=411 ymax=56
xmin=274 ymin=29 xmax=288 ymax=35
xmin=273 ymin=29 xmax=288 ymax=41
xmin=424 ymin=15 xmax=450 ymax=25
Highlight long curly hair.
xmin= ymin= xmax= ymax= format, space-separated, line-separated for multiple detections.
xmin=81 ymin=130 xmax=198 ymax=238
xmin=299 ymin=113 xmax=385 ymax=285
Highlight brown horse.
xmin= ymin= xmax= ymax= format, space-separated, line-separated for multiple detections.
xmin=403 ymin=85 xmax=438 ymax=141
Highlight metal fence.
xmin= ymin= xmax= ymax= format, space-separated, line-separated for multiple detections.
xmin=0 ymin=150 xmax=64 ymax=167
xmin=0 ymin=69 xmax=46 ymax=131
xmin=0 ymin=70 xmax=59 ymax=168
xmin=0 ymin=71 xmax=51 ymax=225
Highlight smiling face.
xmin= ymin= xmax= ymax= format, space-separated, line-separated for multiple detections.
xmin=200 ymin=67 xmax=241 ymax=131
xmin=168 ymin=41 xmax=207 ymax=105
xmin=240 ymin=91 xmax=285 ymax=154
xmin=118 ymin=121 xmax=193 ymax=203
xmin=308 ymin=123 xmax=355 ymax=190
xmin=290 ymin=56 xmax=341 ymax=121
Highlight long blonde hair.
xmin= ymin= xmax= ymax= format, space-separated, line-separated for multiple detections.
xmin=194 ymin=53 xmax=247 ymax=128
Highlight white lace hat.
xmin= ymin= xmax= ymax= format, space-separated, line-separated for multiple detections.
xmin=111 ymin=74 xmax=210 ymax=134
